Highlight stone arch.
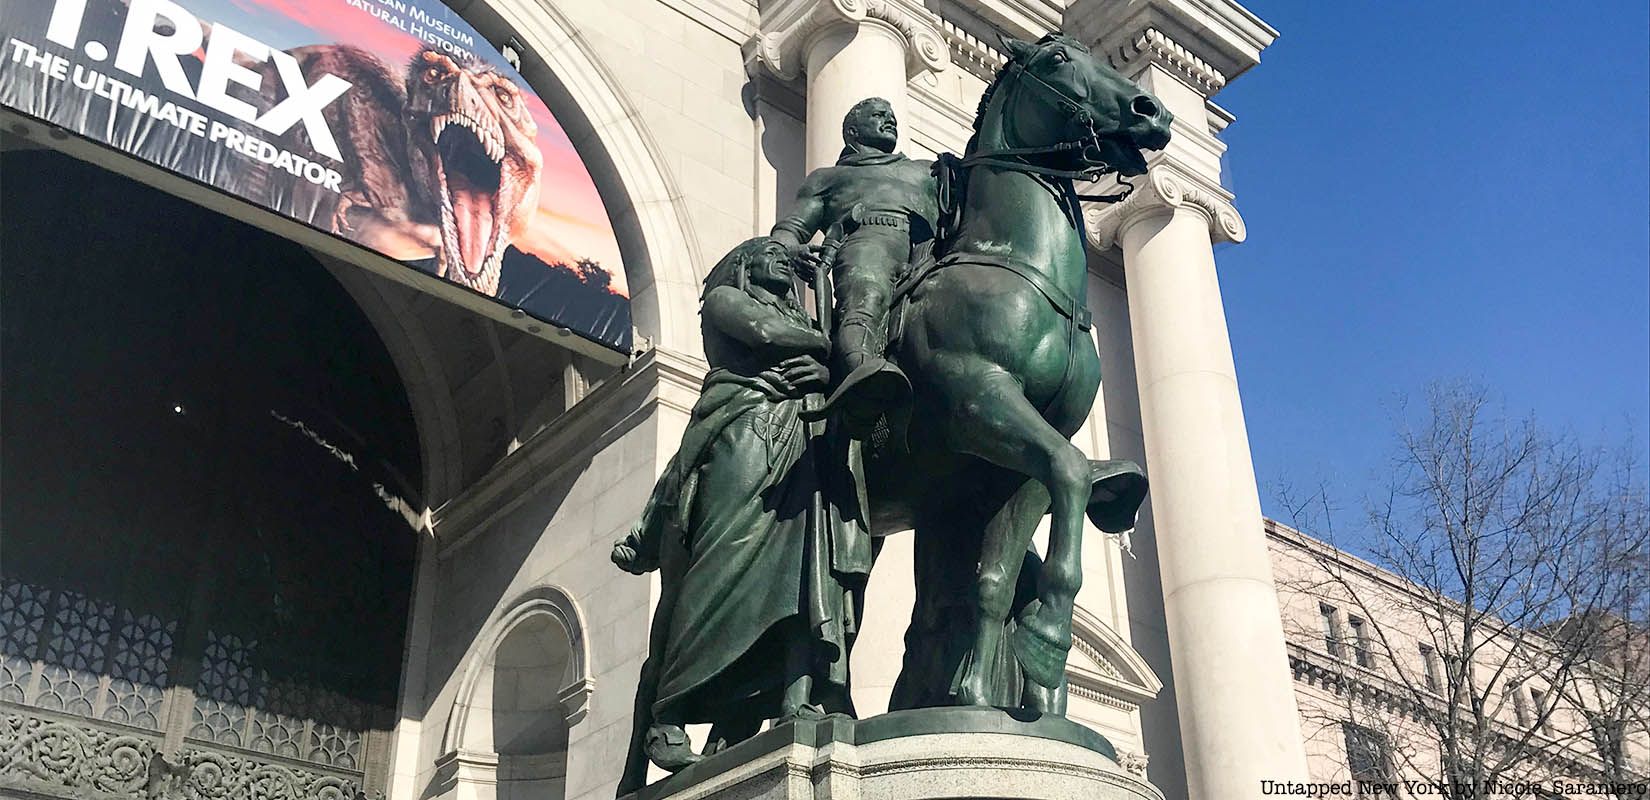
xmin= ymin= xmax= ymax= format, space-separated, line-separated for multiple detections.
xmin=450 ymin=0 xmax=707 ymax=355
xmin=318 ymin=259 xmax=465 ymax=508
xmin=438 ymin=587 xmax=594 ymax=800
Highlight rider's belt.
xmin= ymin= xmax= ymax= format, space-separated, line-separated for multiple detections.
xmin=846 ymin=205 xmax=910 ymax=233
xmin=857 ymin=212 xmax=909 ymax=229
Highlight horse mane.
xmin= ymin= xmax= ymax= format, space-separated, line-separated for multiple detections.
xmin=966 ymin=33 xmax=1090 ymax=152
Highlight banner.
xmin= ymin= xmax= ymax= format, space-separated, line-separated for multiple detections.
xmin=1 ymin=0 xmax=632 ymax=352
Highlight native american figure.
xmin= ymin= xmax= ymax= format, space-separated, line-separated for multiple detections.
xmin=611 ymin=237 xmax=871 ymax=792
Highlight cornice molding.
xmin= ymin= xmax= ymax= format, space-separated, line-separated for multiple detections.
xmin=1066 ymin=0 xmax=1277 ymax=95
xmin=744 ymin=0 xmax=949 ymax=81
xmin=1064 ymin=605 xmax=1164 ymax=711
xmin=1084 ymin=163 xmax=1245 ymax=251
xmin=1285 ymin=643 xmax=1637 ymax=783
xmin=938 ymin=18 xmax=1007 ymax=82
xmin=1106 ymin=26 xmax=1226 ymax=96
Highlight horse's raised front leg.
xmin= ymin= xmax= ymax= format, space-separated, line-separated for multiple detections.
xmin=944 ymin=367 xmax=1090 ymax=708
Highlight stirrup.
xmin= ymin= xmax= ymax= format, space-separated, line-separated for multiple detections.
xmin=801 ymin=358 xmax=911 ymax=436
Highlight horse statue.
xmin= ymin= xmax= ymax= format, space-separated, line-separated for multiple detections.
xmin=864 ymin=33 xmax=1171 ymax=715
xmin=611 ymin=35 xmax=1175 ymax=789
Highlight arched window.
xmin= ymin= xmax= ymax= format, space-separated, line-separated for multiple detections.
xmin=440 ymin=588 xmax=591 ymax=800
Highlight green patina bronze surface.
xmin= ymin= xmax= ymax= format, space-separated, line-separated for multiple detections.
xmin=770 ymin=96 xmax=936 ymax=435
xmin=868 ymin=32 xmax=1166 ymax=715
xmin=614 ymin=32 xmax=1171 ymax=793
xmin=613 ymin=239 xmax=870 ymax=791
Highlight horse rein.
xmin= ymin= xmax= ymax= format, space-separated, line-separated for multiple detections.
xmin=958 ymin=60 xmax=1137 ymax=204
xmin=912 ymin=54 xmax=1141 ymax=417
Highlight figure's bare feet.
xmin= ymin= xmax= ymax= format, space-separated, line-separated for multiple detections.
xmin=956 ymin=666 xmax=993 ymax=706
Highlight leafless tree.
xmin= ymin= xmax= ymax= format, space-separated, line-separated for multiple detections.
xmin=1276 ymin=382 xmax=1650 ymax=799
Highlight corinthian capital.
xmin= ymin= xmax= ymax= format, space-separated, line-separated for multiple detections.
xmin=743 ymin=0 xmax=949 ymax=80
xmin=1084 ymin=164 xmax=1246 ymax=250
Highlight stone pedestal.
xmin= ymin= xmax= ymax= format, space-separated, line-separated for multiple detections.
xmin=623 ymin=708 xmax=1161 ymax=800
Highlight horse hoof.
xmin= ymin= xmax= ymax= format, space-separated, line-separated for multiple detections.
xmin=1012 ymin=600 xmax=1073 ymax=690
xmin=1022 ymin=679 xmax=1067 ymax=716
xmin=778 ymin=703 xmax=830 ymax=723
xmin=1087 ymin=459 xmax=1148 ymax=534
xmin=645 ymin=724 xmax=702 ymax=773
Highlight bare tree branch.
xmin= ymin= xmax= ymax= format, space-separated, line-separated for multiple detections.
xmin=1272 ymin=381 xmax=1650 ymax=799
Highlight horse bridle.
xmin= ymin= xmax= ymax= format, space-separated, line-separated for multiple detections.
xmin=957 ymin=58 xmax=1137 ymax=204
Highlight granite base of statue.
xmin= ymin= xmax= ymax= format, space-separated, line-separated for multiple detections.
xmin=620 ymin=708 xmax=1161 ymax=800
xmin=614 ymin=33 xmax=1174 ymax=800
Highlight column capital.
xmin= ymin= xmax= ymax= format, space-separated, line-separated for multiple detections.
xmin=743 ymin=0 xmax=950 ymax=81
xmin=1065 ymin=0 xmax=1277 ymax=97
xmin=1084 ymin=163 xmax=1246 ymax=250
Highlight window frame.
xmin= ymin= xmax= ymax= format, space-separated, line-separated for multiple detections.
xmin=1419 ymin=644 xmax=1440 ymax=693
xmin=1321 ymin=603 xmax=1344 ymax=659
xmin=1341 ymin=721 xmax=1396 ymax=789
xmin=1347 ymin=615 xmax=1372 ymax=668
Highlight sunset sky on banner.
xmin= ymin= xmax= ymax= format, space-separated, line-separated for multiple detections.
xmin=217 ymin=0 xmax=629 ymax=295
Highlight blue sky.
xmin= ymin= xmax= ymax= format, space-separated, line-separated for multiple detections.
xmin=1213 ymin=1 xmax=1650 ymax=522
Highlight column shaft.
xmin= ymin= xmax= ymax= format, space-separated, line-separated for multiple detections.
xmin=1121 ymin=207 xmax=1308 ymax=797
xmin=802 ymin=21 xmax=907 ymax=170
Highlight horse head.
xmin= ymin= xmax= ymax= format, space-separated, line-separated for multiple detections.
xmin=992 ymin=34 xmax=1173 ymax=178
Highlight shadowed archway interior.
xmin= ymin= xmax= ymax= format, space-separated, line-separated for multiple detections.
xmin=0 ymin=147 xmax=424 ymax=794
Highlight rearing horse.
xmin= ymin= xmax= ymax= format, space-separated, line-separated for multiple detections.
xmin=864 ymin=34 xmax=1171 ymax=714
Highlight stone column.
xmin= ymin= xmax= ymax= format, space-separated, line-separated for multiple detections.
xmin=745 ymin=0 xmax=948 ymax=169
xmin=1091 ymin=169 xmax=1307 ymax=797
xmin=1075 ymin=1 xmax=1307 ymax=797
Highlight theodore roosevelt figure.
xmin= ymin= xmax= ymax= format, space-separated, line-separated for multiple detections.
xmin=770 ymin=97 xmax=940 ymax=435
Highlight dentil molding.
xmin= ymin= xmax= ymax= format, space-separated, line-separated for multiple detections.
xmin=744 ymin=0 xmax=950 ymax=80
xmin=1104 ymin=27 xmax=1226 ymax=96
xmin=1066 ymin=0 xmax=1276 ymax=94
xmin=1084 ymin=164 xmax=1246 ymax=250
xmin=938 ymin=18 xmax=1007 ymax=82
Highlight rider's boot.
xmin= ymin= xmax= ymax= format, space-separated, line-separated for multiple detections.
xmin=804 ymin=320 xmax=909 ymax=438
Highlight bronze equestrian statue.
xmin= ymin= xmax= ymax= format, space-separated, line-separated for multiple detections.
xmin=614 ymin=32 xmax=1171 ymax=786
xmin=862 ymin=32 xmax=1168 ymax=714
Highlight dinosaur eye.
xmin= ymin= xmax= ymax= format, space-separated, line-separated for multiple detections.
xmin=423 ymin=67 xmax=440 ymax=84
xmin=493 ymin=85 xmax=514 ymax=107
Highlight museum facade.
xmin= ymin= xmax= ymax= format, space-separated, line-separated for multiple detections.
xmin=0 ymin=1 xmax=1302 ymax=799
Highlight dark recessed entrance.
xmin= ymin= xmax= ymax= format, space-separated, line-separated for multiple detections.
xmin=1 ymin=146 xmax=422 ymax=797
